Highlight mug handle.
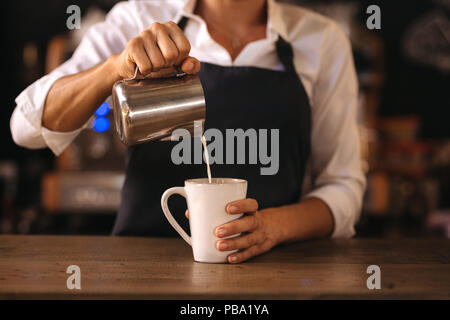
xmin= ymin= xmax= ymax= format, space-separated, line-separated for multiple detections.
xmin=161 ymin=187 xmax=191 ymax=246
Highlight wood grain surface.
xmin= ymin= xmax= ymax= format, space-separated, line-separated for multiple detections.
xmin=0 ymin=235 xmax=448 ymax=299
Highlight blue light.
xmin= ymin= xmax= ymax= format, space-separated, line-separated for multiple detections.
xmin=95 ymin=102 xmax=110 ymax=117
xmin=93 ymin=117 xmax=110 ymax=132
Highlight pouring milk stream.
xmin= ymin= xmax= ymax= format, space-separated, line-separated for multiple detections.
xmin=201 ymin=135 xmax=212 ymax=183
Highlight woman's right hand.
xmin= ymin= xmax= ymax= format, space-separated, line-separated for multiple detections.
xmin=113 ymin=21 xmax=201 ymax=79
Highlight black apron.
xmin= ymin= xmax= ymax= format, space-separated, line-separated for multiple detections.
xmin=112 ymin=17 xmax=311 ymax=236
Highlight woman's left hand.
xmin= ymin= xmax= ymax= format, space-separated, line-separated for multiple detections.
xmin=184 ymin=197 xmax=333 ymax=263
xmin=215 ymin=198 xmax=281 ymax=263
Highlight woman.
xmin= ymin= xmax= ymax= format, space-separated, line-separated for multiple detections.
xmin=11 ymin=0 xmax=366 ymax=263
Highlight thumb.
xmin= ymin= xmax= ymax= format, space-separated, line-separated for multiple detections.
xmin=180 ymin=56 xmax=201 ymax=74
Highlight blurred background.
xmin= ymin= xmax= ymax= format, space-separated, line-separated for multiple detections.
xmin=0 ymin=0 xmax=449 ymax=237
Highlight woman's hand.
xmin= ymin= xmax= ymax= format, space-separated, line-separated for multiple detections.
xmin=43 ymin=21 xmax=201 ymax=133
xmin=215 ymin=199 xmax=281 ymax=263
xmin=113 ymin=21 xmax=201 ymax=79
xmin=185 ymin=197 xmax=334 ymax=263
xmin=186 ymin=199 xmax=278 ymax=263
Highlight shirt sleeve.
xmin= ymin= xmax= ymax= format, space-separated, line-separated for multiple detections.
xmin=302 ymin=23 xmax=366 ymax=238
xmin=10 ymin=2 xmax=140 ymax=156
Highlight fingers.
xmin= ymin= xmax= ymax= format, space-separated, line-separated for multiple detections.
xmin=123 ymin=21 xmax=200 ymax=78
xmin=145 ymin=66 xmax=178 ymax=78
xmin=152 ymin=23 xmax=179 ymax=66
xmin=144 ymin=56 xmax=200 ymax=78
xmin=141 ymin=22 xmax=192 ymax=71
xmin=127 ymin=38 xmax=152 ymax=76
xmin=226 ymin=198 xmax=258 ymax=215
xmin=227 ymin=241 xmax=273 ymax=263
xmin=140 ymin=30 xmax=165 ymax=72
xmin=215 ymin=214 xmax=258 ymax=237
xmin=216 ymin=231 xmax=261 ymax=251
xmin=185 ymin=209 xmax=189 ymax=219
xmin=164 ymin=21 xmax=191 ymax=65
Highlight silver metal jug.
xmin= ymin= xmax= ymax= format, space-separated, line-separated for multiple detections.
xmin=112 ymin=70 xmax=205 ymax=146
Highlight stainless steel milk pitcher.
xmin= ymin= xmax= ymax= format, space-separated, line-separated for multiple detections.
xmin=112 ymin=70 xmax=206 ymax=146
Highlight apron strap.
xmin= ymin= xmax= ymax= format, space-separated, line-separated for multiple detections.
xmin=275 ymin=36 xmax=297 ymax=73
xmin=177 ymin=16 xmax=296 ymax=73
xmin=177 ymin=16 xmax=189 ymax=31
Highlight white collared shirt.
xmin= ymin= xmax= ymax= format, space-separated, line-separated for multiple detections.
xmin=10 ymin=0 xmax=366 ymax=238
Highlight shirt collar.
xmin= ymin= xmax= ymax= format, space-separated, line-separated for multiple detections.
xmin=182 ymin=0 xmax=197 ymax=14
xmin=174 ymin=0 xmax=286 ymax=41
xmin=267 ymin=0 xmax=289 ymax=40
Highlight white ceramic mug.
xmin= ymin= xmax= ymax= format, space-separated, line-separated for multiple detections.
xmin=161 ymin=178 xmax=247 ymax=263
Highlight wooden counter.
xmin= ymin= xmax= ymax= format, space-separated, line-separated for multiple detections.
xmin=0 ymin=235 xmax=448 ymax=299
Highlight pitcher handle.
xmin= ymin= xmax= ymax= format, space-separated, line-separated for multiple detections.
xmin=124 ymin=65 xmax=186 ymax=81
